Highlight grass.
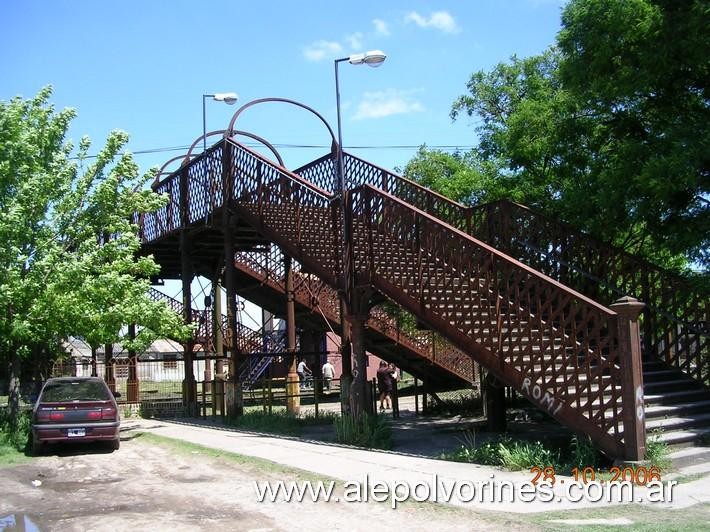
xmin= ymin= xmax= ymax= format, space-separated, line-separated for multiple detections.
xmin=421 ymin=390 xmax=483 ymax=417
xmin=645 ymin=429 xmax=672 ymax=471
xmin=224 ymin=409 xmax=339 ymax=436
xmin=440 ymin=429 xmax=606 ymax=474
xmin=0 ymin=410 xmax=31 ymax=466
xmin=334 ymin=413 xmax=392 ymax=450
xmin=523 ymin=502 xmax=710 ymax=531
xmin=134 ymin=431 xmax=332 ymax=482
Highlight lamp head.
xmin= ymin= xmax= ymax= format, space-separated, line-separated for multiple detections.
xmin=348 ymin=50 xmax=387 ymax=68
xmin=213 ymin=92 xmax=239 ymax=105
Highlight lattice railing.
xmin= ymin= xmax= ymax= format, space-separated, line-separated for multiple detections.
xmin=301 ymin=153 xmax=708 ymax=388
xmin=470 ymin=200 xmax=709 ymax=386
xmin=234 ymin=245 xmax=476 ymax=384
xmin=351 ymin=185 xmax=631 ymax=457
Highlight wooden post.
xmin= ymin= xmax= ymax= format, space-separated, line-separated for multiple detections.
xmin=348 ymin=313 xmax=370 ymax=418
xmin=414 ymin=378 xmax=419 ymax=415
xmin=127 ymin=324 xmax=139 ymax=402
xmin=104 ymin=343 xmax=116 ymax=393
xmin=610 ymin=296 xmax=646 ymax=462
xmin=180 ymin=229 xmax=197 ymax=415
xmin=285 ymin=254 xmax=300 ymax=414
xmin=339 ymin=298 xmax=353 ymax=416
xmin=485 ymin=373 xmax=507 ymax=432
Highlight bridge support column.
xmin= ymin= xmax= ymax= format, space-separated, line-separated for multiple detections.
xmin=611 ymin=296 xmax=646 ymax=461
xmin=213 ymin=278 xmax=225 ymax=377
xmin=348 ymin=313 xmax=372 ymax=418
xmin=224 ymin=227 xmax=243 ymax=418
xmin=285 ymin=254 xmax=300 ymax=414
xmin=180 ymin=231 xmax=197 ymax=415
xmin=339 ymin=299 xmax=352 ymax=415
xmin=484 ymin=372 xmax=506 ymax=432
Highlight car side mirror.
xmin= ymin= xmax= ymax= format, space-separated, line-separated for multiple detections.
xmin=112 ymin=390 xmax=122 ymax=398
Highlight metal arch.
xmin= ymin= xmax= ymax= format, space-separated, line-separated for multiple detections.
xmin=225 ymin=97 xmax=339 ymax=157
xmin=153 ymin=154 xmax=196 ymax=187
xmin=185 ymin=129 xmax=286 ymax=167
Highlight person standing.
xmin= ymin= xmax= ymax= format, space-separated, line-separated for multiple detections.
xmin=388 ymin=362 xmax=399 ymax=417
xmin=322 ymin=359 xmax=335 ymax=391
xmin=297 ymin=359 xmax=311 ymax=390
xmin=376 ymin=361 xmax=393 ymax=411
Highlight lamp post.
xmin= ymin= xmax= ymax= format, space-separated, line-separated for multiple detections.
xmin=202 ymin=92 xmax=239 ymax=153
xmin=334 ymin=51 xmax=386 ymax=194
xmin=334 ymin=50 xmax=386 ymax=417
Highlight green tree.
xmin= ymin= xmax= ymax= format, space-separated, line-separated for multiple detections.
xmin=0 ymin=87 xmax=190 ymax=424
xmin=401 ymin=147 xmax=492 ymax=205
xmin=449 ymin=0 xmax=709 ymax=270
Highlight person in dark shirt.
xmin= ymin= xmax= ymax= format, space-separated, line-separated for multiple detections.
xmin=376 ymin=361 xmax=393 ymax=411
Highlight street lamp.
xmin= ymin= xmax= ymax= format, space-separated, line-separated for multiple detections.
xmin=202 ymin=92 xmax=239 ymax=153
xmin=334 ymin=50 xmax=386 ymax=417
xmin=334 ymin=50 xmax=386 ymax=194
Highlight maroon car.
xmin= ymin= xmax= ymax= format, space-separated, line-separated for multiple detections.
xmin=31 ymin=376 xmax=121 ymax=454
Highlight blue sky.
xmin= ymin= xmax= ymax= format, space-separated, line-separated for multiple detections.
xmin=1 ymin=0 xmax=566 ymax=175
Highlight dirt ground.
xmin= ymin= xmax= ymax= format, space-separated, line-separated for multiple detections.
xmin=0 ymin=432 xmax=525 ymax=532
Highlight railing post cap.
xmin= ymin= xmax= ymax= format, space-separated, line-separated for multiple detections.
xmin=610 ymin=296 xmax=645 ymax=318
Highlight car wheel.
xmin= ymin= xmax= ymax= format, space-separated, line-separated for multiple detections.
xmin=111 ymin=438 xmax=120 ymax=451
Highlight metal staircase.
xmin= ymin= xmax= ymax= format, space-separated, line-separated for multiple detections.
xmin=295 ymin=152 xmax=710 ymax=449
xmin=148 ymin=288 xmax=279 ymax=390
xmin=139 ymin=136 xmax=708 ymax=459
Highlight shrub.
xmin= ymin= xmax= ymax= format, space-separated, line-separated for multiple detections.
xmin=498 ymin=440 xmax=558 ymax=471
xmin=334 ymin=413 xmax=391 ymax=450
xmin=0 ymin=410 xmax=31 ymax=452
xmin=225 ymin=410 xmax=340 ymax=436
xmin=566 ymin=434 xmax=600 ymax=471
xmin=645 ymin=429 xmax=671 ymax=471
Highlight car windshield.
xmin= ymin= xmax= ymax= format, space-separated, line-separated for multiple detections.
xmin=41 ymin=380 xmax=112 ymax=402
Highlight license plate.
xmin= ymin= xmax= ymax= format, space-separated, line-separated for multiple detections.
xmin=67 ymin=428 xmax=85 ymax=437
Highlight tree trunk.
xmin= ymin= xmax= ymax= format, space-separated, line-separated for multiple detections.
xmin=7 ymin=349 xmax=21 ymax=427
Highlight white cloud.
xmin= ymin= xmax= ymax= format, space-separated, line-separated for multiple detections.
xmin=346 ymin=32 xmax=363 ymax=51
xmin=404 ymin=10 xmax=460 ymax=34
xmin=373 ymin=18 xmax=390 ymax=36
xmin=353 ymin=89 xmax=424 ymax=120
xmin=303 ymin=40 xmax=343 ymax=62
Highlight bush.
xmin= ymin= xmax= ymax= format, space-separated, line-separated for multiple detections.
xmin=334 ymin=413 xmax=391 ymax=449
xmin=0 ymin=410 xmax=31 ymax=452
xmin=424 ymin=392 xmax=482 ymax=417
xmin=566 ymin=434 xmax=600 ymax=471
xmin=225 ymin=410 xmax=339 ymax=436
xmin=444 ymin=436 xmax=560 ymax=471
xmin=498 ymin=440 xmax=558 ymax=471
xmin=645 ymin=429 xmax=671 ymax=471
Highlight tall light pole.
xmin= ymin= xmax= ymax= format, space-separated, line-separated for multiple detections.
xmin=334 ymin=50 xmax=386 ymax=417
xmin=334 ymin=51 xmax=386 ymax=195
xmin=202 ymin=92 xmax=239 ymax=153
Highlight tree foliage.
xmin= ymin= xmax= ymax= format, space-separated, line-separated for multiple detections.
xmin=435 ymin=0 xmax=709 ymax=271
xmin=0 ymin=87 xmax=190 ymax=416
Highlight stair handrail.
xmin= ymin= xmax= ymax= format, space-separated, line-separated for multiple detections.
xmin=352 ymin=183 xmax=643 ymax=458
xmin=297 ymin=152 xmax=707 ymax=385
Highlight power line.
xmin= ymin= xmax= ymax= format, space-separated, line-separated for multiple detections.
xmin=71 ymin=142 xmax=476 ymax=160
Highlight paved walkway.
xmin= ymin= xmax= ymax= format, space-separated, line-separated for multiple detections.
xmin=121 ymin=417 xmax=710 ymax=514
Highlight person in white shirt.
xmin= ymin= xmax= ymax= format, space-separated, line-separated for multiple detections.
xmin=322 ymin=360 xmax=336 ymax=390
xmin=297 ymin=359 xmax=311 ymax=390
